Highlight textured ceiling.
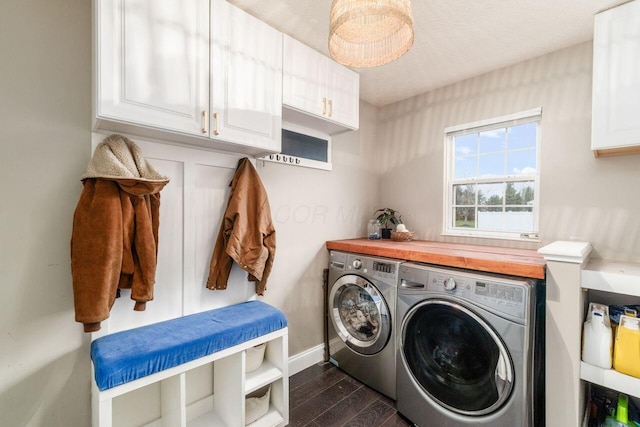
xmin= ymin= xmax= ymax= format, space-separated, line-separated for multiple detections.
xmin=229 ymin=0 xmax=628 ymax=107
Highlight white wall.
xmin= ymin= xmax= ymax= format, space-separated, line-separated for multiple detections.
xmin=259 ymin=101 xmax=380 ymax=356
xmin=377 ymin=41 xmax=640 ymax=263
xmin=0 ymin=1 xmax=93 ymax=426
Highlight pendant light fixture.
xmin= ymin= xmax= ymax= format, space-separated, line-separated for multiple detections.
xmin=329 ymin=0 xmax=414 ymax=68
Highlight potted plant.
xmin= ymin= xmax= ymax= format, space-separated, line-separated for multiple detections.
xmin=373 ymin=208 xmax=402 ymax=239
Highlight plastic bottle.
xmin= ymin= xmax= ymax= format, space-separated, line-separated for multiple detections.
xmin=613 ymin=315 xmax=640 ymax=378
xmin=604 ymin=394 xmax=630 ymax=427
xmin=367 ymin=220 xmax=381 ymax=240
xmin=582 ymin=303 xmax=613 ymax=369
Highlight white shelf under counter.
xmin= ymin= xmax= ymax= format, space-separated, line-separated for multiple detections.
xmin=583 ymin=259 xmax=640 ymax=297
xmin=581 ymin=258 xmax=640 ymax=402
xmin=580 ymin=362 xmax=640 ymax=399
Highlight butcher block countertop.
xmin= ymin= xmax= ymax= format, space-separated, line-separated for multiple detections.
xmin=326 ymin=238 xmax=546 ymax=279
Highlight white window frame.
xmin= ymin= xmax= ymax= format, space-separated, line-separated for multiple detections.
xmin=443 ymin=108 xmax=542 ymax=241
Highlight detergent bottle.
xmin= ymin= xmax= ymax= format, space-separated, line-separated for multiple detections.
xmin=604 ymin=394 xmax=631 ymax=427
xmin=582 ymin=303 xmax=613 ymax=369
xmin=613 ymin=315 xmax=640 ymax=378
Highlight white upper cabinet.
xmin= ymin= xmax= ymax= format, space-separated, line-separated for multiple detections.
xmin=327 ymin=61 xmax=360 ymax=131
xmin=283 ymin=35 xmax=359 ymax=134
xmin=210 ymin=0 xmax=282 ymax=152
xmin=94 ymin=0 xmax=282 ymax=156
xmin=592 ymin=0 xmax=640 ymax=157
xmin=95 ymin=0 xmax=209 ymax=136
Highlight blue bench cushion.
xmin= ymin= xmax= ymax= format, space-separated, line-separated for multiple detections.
xmin=91 ymin=300 xmax=287 ymax=391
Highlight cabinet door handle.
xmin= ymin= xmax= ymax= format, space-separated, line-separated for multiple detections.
xmin=201 ymin=110 xmax=208 ymax=134
xmin=328 ymin=99 xmax=333 ymax=117
xmin=322 ymin=97 xmax=327 ymax=115
xmin=213 ymin=112 xmax=220 ymax=136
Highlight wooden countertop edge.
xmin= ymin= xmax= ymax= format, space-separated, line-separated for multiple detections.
xmin=326 ymin=239 xmax=546 ymax=280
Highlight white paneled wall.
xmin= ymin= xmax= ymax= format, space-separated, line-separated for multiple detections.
xmin=90 ymin=132 xmax=257 ymax=337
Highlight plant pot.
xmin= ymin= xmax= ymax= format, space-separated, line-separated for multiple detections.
xmin=381 ymin=228 xmax=392 ymax=239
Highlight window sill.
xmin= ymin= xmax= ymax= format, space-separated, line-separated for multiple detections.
xmin=441 ymin=231 xmax=541 ymax=243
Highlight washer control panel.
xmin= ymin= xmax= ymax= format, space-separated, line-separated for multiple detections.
xmin=373 ymin=260 xmax=396 ymax=274
xmin=330 ymin=251 xmax=401 ymax=284
xmin=427 ymin=270 xmax=528 ymax=320
xmin=368 ymin=259 xmax=399 ymax=281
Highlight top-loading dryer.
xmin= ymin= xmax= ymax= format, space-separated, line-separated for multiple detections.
xmin=327 ymin=250 xmax=401 ymax=399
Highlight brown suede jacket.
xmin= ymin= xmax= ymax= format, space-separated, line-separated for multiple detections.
xmin=207 ymin=158 xmax=276 ymax=295
xmin=71 ymin=135 xmax=169 ymax=332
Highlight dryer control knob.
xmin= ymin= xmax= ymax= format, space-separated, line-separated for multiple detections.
xmin=444 ymin=277 xmax=457 ymax=291
xmin=352 ymin=259 xmax=362 ymax=269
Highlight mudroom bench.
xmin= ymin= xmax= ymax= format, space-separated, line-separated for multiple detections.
xmin=91 ymin=300 xmax=289 ymax=427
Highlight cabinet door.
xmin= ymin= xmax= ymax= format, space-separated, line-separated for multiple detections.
xmin=210 ymin=0 xmax=282 ymax=152
xmin=327 ymin=62 xmax=360 ymax=130
xmin=592 ymin=0 xmax=640 ymax=155
xmin=95 ymin=0 xmax=209 ymax=136
xmin=282 ymin=34 xmax=327 ymax=119
xmin=283 ymin=34 xmax=360 ymax=133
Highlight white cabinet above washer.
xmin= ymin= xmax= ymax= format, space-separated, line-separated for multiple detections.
xmin=282 ymin=35 xmax=359 ymax=135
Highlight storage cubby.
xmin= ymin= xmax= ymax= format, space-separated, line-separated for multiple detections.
xmin=582 ymin=383 xmax=640 ymax=427
xmin=93 ymin=329 xmax=288 ymax=427
xmin=244 ymin=336 xmax=288 ymax=427
xmin=581 ymin=260 xmax=640 ymax=403
xmin=187 ymin=335 xmax=289 ymax=427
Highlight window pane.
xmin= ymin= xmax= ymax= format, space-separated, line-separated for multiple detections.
xmin=477 ymin=207 xmax=503 ymax=230
xmin=455 ymin=156 xmax=477 ymax=180
xmin=507 ymin=123 xmax=536 ymax=150
xmin=505 ymin=207 xmax=534 ymax=232
xmin=479 ymin=129 xmax=505 ymax=154
xmin=282 ymin=129 xmax=328 ymax=162
xmin=477 ymin=183 xmax=504 ymax=205
xmin=505 ymin=181 xmax=535 ymax=205
xmin=455 ymin=134 xmax=477 ymax=156
xmin=478 ymin=152 xmax=505 ymax=177
xmin=507 ymin=148 xmax=536 ymax=175
xmin=477 ymin=207 xmax=534 ymax=232
xmin=454 ymin=207 xmax=476 ymax=228
xmin=454 ymin=184 xmax=475 ymax=205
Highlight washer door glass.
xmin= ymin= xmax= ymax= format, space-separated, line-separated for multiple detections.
xmin=330 ymin=275 xmax=391 ymax=355
xmin=401 ymin=299 xmax=513 ymax=416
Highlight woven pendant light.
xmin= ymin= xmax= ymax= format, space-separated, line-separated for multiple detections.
xmin=329 ymin=0 xmax=414 ymax=68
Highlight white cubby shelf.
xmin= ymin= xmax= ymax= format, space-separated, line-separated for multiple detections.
xmin=581 ymin=259 xmax=640 ymax=400
xmin=93 ymin=329 xmax=289 ymax=427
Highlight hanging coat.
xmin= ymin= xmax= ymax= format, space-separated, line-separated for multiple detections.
xmin=71 ymin=134 xmax=169 ymax=332
xmin=207 ymin=158 xmax=276 ymax=295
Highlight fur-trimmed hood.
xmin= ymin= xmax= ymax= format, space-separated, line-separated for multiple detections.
xmin=82 ymin=134 xmax=169 ymax=196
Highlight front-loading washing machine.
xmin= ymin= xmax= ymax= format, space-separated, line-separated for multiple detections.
xmin=396 ymin=263 xmax=545 ymax=426
xmin=327 ymin=250 xmax=401 ymax=399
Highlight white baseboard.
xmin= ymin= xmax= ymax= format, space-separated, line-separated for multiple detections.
xmin=288 ymin=343 xmax=325 ymax=376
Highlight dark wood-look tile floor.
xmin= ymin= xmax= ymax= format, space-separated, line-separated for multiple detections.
xmin=289 ymin=362 xmax=413 ymax=427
